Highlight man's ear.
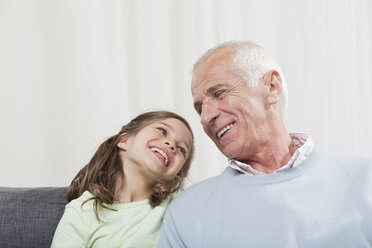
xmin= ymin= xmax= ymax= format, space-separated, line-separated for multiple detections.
xmin=263 ymin=70 xmax=282 ymax=105
xmin=117 ymin=134 xmax=129 ymax=151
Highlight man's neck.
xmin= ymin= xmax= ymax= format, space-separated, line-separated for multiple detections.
xmin=240 ymin=133 xmax=297 ymax=174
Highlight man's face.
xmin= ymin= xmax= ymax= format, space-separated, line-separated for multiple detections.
xmin=191 ymin=48 xmax=271 ymax=162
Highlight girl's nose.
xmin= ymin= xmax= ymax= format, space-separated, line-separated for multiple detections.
xmin=165 ymin=141 xmax=175 ymax=151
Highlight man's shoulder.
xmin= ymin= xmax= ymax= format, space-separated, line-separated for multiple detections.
xmin=167 ymin=169 xmax=227 ymax=211
xmin=316 ymin=147 xmax=372 ymax=174
xmin=318 ymin=147 xmax=372 ymax=164
xmin=181 ymin=171 xmax=224 ymax=197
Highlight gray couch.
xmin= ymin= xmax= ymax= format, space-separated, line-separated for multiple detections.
xmin=0 ymin=187 xmax=68 ymax=248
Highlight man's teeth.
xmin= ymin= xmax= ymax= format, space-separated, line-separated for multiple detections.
xmin=150 ymin=147 xmax=168 ymax=165
xmin=217 ymin=123 xmax=234 ymax=138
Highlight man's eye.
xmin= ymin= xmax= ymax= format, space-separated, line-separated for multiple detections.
xmin=157 ymin=127 xmax=167 ymax=136
xmin=214 ymin=90 xmax=225 ymax=98
xmin=196 ymin=107 xmax=202 ymax=116
xmin=177 ymin=146 xmax=186 ymax=156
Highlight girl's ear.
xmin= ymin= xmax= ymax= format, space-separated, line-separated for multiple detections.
xmin=117 ymin=134 xmax=129 ymax=151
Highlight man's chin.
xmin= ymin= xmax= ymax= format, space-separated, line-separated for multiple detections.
xmin=218 ymin=146 xmax=239 ymax=160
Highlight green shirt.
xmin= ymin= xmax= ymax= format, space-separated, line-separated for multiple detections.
xmin=52 ymin=191 xmax=176 ymax=248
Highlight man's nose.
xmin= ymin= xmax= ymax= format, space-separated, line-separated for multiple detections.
xmin=200 ymin=101 xmax=220 ymax=126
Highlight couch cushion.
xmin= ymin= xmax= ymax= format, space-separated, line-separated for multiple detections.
xmin=0 ymin=187 xmax=68 ymax=248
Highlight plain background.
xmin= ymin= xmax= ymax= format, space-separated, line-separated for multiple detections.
xmin=1 ymin=0 xmax=371 ymax=187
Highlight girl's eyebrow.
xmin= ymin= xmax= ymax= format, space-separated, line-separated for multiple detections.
xmin=158 ymin=121 xmax=173 ymax=130
xmin=158 ymin=121 xmax=191 ymax=151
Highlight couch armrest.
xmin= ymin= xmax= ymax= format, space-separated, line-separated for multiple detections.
xmin=0 ymin=187 xmax=68 ymax=248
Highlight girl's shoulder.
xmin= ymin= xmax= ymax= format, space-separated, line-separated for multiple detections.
xmin=66 ymin=191 xmax=94 ymax=211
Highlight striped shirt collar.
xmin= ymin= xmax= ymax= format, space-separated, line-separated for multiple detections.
xmin=228 ymin=133 xmax=313 ymax=175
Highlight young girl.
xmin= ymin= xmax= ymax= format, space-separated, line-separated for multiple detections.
xmin=51 ymin=111 xmax=194 ymax=247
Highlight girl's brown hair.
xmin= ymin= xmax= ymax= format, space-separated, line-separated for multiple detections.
xmin=66 ymin=111 xmax=194 ymax=220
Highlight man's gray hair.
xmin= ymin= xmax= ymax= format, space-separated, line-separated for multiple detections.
xmin=193 ymin=40 xmax=288 ymax=118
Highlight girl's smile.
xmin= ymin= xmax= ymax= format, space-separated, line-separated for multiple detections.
xmin=150 ymin=146 xmax=169 ymax=167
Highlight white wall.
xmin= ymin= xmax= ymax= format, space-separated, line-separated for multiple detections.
xmin=0 ymin=0 xmax=371 ymax=187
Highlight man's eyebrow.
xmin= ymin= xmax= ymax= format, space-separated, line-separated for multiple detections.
xmin=206 ymin=83 xmax=228 ymax=95
xmin=193 ymin=83 xmax=229 ymax=111
xmin=158 ymin=122 xmax=190 ymax=150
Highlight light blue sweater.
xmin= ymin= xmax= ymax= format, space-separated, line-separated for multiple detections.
xmin=158 ymin=148 xmax=372 ymax=247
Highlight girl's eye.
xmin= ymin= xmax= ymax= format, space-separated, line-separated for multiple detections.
xmin=157 ymin=127 xmax=167 ymax=136
xmin=177 ymin=146 xmax=186 ymax=156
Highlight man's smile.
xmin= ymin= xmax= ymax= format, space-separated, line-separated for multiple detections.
xmin=217 ymin=122 xmax=235 ymax=139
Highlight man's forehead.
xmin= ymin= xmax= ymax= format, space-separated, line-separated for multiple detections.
xmin=191 ymin=47 xmax=234 ymax=98
xmin=192 ymin=65 xmax=233 ymax=95
xmin=194 ymin=47 xmax=233 ymax=74
xmin=204 ymin=46 xmax=233 ymax=64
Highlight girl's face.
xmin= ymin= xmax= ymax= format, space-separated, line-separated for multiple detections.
xmin=118 ymin=118 xmax=193 ymax=183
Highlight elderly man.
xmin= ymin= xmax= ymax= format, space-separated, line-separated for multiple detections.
xmin=158 ymin=41 xmax=372 ymax=247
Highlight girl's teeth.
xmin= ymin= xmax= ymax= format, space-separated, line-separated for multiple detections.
xmin=150 ymin=147 xmax=169 ymax=165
